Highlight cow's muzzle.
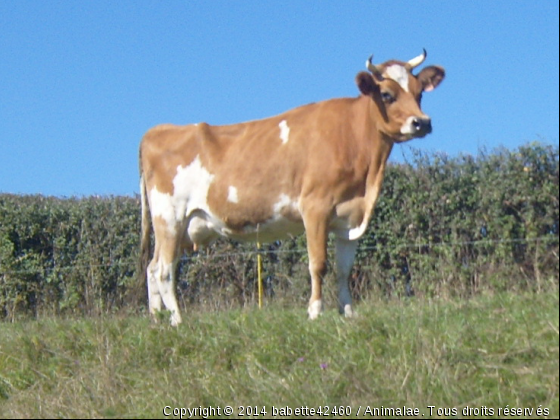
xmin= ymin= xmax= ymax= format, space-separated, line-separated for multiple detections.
xmin=401 ymin=115 xmax=432 ymax=138
xmin=412 ymin=116 xmax=432 ymax=135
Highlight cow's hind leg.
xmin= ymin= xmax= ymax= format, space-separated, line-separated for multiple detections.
xmin=148 ymin=219 xmax=184 ymax=326
xmin=147 ymin=250 xmax=163 ymax=317
xmin=335 ymin=238 xmax=358 ymax=317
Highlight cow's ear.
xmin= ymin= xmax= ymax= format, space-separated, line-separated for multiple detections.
xmin=356 ymin=72 xmax=379 ymax=96
xmin=417 ymin=66 xmax=445 ymax=92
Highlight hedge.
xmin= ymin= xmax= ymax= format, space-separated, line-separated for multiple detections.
xmin=0 ymin=143 xmax=558 ymax=319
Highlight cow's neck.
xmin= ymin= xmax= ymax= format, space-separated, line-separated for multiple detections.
xmin=362 ymin=134 xmax=393 ymax=225
xmin=345 ymin=97 xmax=394 ymax=240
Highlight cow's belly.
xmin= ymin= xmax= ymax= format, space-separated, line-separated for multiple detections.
xmin=187 ymin=210 xmax=305 ymax=246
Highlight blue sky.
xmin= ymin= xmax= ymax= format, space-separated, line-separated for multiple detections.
xmin=1 ymin=1 xmax=558 ymax=197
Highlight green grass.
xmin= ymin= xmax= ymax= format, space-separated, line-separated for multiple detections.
xmin=0 ymin=291 xmax=558 ymax=418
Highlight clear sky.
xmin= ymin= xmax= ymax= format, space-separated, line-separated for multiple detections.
xmin=1 ymin=1 xmax=558 ymax=197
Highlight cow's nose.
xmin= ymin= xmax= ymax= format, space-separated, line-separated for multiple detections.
xmin=412 ymin=116 xmax=432 ymax=134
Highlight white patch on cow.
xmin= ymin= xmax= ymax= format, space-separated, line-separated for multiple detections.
xmin=344 ymin=185 xmax=382 ymax=241
xmin=384 ymin=64 xmax=409 ymax=92
xmin=158 ymin=261 xmax=182 ymax=326
xmin=308 ymin=299 xmax=322 ymax=319
xmin=335 ymin=238 xmax=357 ymax=318
xmin=227 ymin=193 xmax=303 ymax=243
xmin=173 ymin=156 xmax=215 ymax=215
xmin=227 ymin=186 xmax=239 ymax=203
xmin=272 ymin=193 xmax=298 ymax=215
xmin=347 ymin=219 xmax=369 ymax=241
xmin=150 ymin=155 xmax=215 ymax=234
xmin=278 ymin=120 xmax=290 ymax=144
xmin=147 ymin=263 xmax=163 ymax=315
xmin=149 ymin=188 xmax=176 ymax=229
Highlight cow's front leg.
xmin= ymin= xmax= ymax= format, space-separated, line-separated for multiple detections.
xmin=335 ymin=237 xmax=358 ymax=317
xmin=303 ymin=211 xmax=329 ymax=319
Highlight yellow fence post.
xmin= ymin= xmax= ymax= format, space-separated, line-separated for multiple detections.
xmin=257 ymin=240 xmax=263 ymax=309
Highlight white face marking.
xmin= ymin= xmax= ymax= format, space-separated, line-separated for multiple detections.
xmin=227 ymin=186 xmax=239 ymax=203
xmin=384 ymin=64 xmax=409 ymax=92
xmin=400 ymin=116 xmax=416 ymax=136
xmin=278 ymin=120 xmax=290 ymax=144
xmin=400 ymin=115 xmax=429 ymax=137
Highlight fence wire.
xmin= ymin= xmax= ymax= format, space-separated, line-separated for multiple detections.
xmin=1 ymin=235 xmax=557 ymax=277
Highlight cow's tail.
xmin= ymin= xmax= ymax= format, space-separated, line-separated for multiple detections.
xmin=135 ymin=157 xmax=151 ymax=305
xmin=140 ymin=172 xmax=152 ymax=276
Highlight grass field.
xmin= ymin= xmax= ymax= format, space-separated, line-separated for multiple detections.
xmin=1 ymin=290 xmax=558 ymax=418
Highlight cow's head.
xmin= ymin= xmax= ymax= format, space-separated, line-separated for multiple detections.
xmin=356 ymin=49 xmax=445 ymax=142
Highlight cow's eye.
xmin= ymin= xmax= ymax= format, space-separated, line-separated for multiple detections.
xmin=381 ymin=91 xmax=394 ymax=103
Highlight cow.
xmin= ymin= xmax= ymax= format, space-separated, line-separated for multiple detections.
xmin=139 ymin=50 xmax=445 ymax=325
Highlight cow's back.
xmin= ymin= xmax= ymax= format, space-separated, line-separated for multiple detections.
xmin=140 ymin=96 xmax=371 ymax=244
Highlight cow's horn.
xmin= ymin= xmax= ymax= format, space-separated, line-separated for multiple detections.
xmin=366 ymin=55 xmax=383 ymax=78
xmin=407 ymin=48 xmax=427 ymax=69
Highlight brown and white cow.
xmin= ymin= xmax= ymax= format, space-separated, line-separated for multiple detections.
xmin=139 ymin=50 xmax=445 ymax=325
